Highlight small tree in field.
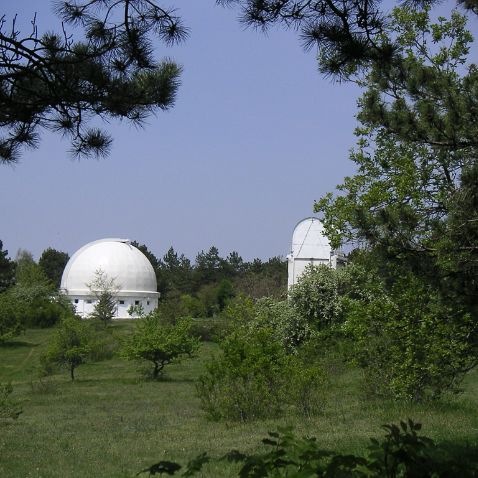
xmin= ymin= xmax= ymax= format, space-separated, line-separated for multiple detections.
xmin=121 ymin=314 xmax=199 ymax=379
xmin=42 ymin=317 xmax=93 ymax=380
xmin=87 ymin=269 xmax=119 ymax=326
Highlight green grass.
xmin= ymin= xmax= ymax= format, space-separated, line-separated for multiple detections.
xmin=1 ymin=324 xmax=478 ymax=477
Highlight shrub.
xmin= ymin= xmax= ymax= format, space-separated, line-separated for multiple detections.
xmin=3 ymin=282 xmax=73 ymax=329
xmin=287 ymin=362 xmax=327 ymax=418
xmin=127 ymin=303 xmax=146 ymax=319
xmin=156 ymin=296 xmax=190 ymax=324
xmin=179 ymin=294 xmax=206 ymax=319
xmin=189 ymin=318 xmax=230 ymax=342
xmin=23 ymin=299 xmax=72 ymax=328
xmin=197 ymin=327 xmax=326 ymax=421
xmin=219 ymin=294 xmax=256 ymax=323
xmin=0 ymin=382 xmax=22 ymax=420
xmin=254 ymin=298 xmax=312 ymax=353
xmin=0 ymin=292 xmax=24 ymax=343
xmin=218 ymin=295 xmax=312 ymax=352
xmin=29 ymin=377 xmax=58 ymax=395
xmin=197 ymin=328 xmax=288 ymax=421
xmin=344 ymin=274 xmax=478 ymax=401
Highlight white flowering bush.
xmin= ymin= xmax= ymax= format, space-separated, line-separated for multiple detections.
xmin=289 ymin=264 xmax=343 ymax=330
xmin=254 ymin=298 xmax=312 ymax=353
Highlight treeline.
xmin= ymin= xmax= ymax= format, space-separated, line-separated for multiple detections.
xmin=0 ymin=239 xmax=287 ymax=329
xmin=0 ymin=244 xmax=73 ymax=337
xmin=132 ymin=242 xmax=287 ymax=318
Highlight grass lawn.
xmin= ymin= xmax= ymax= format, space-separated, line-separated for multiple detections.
xmin=1 ymin=323 xmax=478 ymax=477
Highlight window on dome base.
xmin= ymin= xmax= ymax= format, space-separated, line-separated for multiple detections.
xmin=135 ymin=300 xmax=140 ymax=305
xmin=119 ymin=300 xmax=125 ymax=305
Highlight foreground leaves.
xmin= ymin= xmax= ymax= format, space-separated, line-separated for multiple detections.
xmin=140 ymin=420 xmax=478 ymax=477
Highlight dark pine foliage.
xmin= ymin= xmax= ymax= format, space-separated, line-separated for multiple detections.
xmin=0 ymin=240 xmax=15 ymax=293
xmin=0 ymin=0 xmax=187 ymax=162
xmin=217 ymin=0 xmax=478 ymax=78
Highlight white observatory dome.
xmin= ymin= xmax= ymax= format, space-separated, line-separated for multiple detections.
xmin=287 ymin=218 xmax=346 ymax=289
xmin=61 ymin=238 xmax=159 ymax=318
xmin=291 ymin=218 xmax=331 ymax=260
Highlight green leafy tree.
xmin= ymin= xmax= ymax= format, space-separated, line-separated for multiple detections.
xmin=196 ymin=283 xmax=220 ymax=317
xmin=312 ymin=7 xmax=478 ymax=399
xmin=87 ymin=269 xmax=119 ymax=325
xmin=38 ymin=248 xmax=69 ymax=288
xmin=0 ymin=291 xmax=24 ymax=343
xmin=1 ymin=0 xmax=186 ymax=163
xmin=219 ymin=294 xmax=256 ymax=324
xmin=121 ymin=314 xmax=199 ymax=378
xmin=8 ymin=249 xmax=68 ymax=328
xmin=42 ymin=316 xmax=94 ymax=380
xmin=179 ymin=294 xmax=206 ymax=319
xmin=315 ymin=6 xmax=477 ymax=294
xmin=0 ymin=240 xmax=15 ymax=293
xmin=15 ymin=249 xmax=39 ymax=284
xmin=215 ymin=279 xmax=235 ymax=311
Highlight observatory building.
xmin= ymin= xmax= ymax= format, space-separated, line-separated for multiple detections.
xmin=287 ymin=218 xmax=346 ymax=289
xmin=60 ymin=238 xmax=159 ymax=319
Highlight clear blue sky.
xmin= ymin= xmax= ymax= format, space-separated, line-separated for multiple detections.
xmin=0 ymin=1 xmax=472 ymax=262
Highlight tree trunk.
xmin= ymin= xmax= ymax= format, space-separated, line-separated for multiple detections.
xmin=153 ymin=361 xmax=165 ymax=379
xmin=70 ymin=364 xmax=75 ymax=381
